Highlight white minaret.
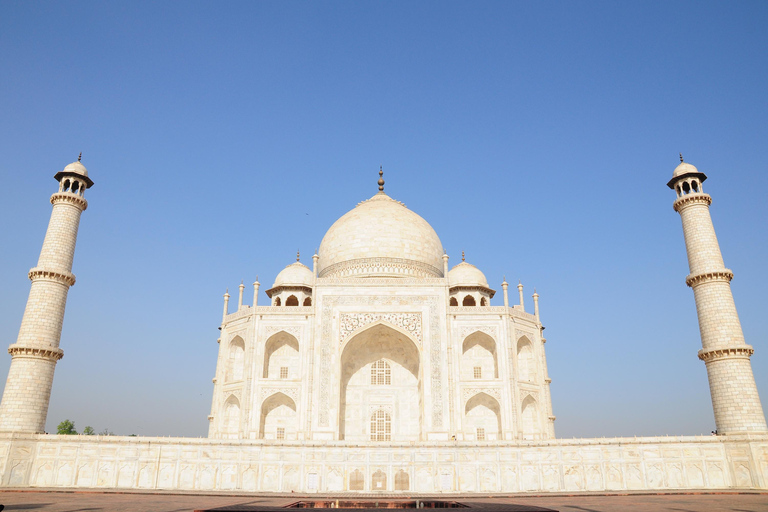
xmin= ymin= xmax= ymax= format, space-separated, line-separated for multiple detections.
xmin=669 ymin=156 xmax=767 ymax=434
xmin=0 ymin=157 xmax=93 ymax=433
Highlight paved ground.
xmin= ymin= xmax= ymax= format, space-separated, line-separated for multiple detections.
xmin=0 ymin=490 xmax=766 ymax=512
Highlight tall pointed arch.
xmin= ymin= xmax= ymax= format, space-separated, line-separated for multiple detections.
xmin=338 ymin=323 xmax=421 ymax=441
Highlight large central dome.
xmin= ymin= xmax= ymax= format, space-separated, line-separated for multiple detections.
xmin=317 ymin=192 xmax=445 ymax=278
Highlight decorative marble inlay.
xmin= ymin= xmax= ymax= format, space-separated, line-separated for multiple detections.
xmin=462 ymin=387 xmax=501 ymax=403
xmin=459 ymin=326 xmax=498 ymax=341
xmin=516 ymin=330 xmax=536 ymax=342
xmin=263 ymin=326 xmax=302 ymax=340
xmin=339 ymin=313 xmax=422 ymax=347
xmin=260 ymin=386 xmax=299 ymax=404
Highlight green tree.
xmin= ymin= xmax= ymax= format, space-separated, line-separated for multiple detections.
xmin=82 ymin=426 xmax=95 ymax=435
xmin=56 ymin=419 xmax=77 ymax=435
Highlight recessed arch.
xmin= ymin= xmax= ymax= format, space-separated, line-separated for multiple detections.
xmin=285 ymin=295 xmax=299 ymax=307
xmin=226 ymin=336 xmax=245 ymax=382
xmin=263 ymin=331 xmax=299 ymax=379
xmin=521 ymin=394 xmax=539 ymax=440
xmin=274 ymin=297 xmax=281 ymax=306
xmin=259 ymin=392 xmax=297 ymax=440
xmin=394 ymin=469 xmax=409 ymax=491
xmin=221 ymin=394 xmax=240 ymax=439
xmin=464 ymin=392 xmax=501 ymax=439
xmin=517 ymin=336 xmax=535 ymax=382
xmin=480 ymin=297 xmax=487 ymax=306
xmin=303 ymin=297 xmax=312 ymax=306
xmin=462 ymin=295 xmax=476 ymax=306
xmin=462 ymin=330 xmax=498 ymax=379
xmin=449 ymin=297 xmax=458 ymax=306
xmin=339 ymin=323 xmax=421 ymax=441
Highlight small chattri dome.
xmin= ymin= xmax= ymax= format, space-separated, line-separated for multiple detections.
xmin=55 ymin=159 xmax=94 ymax=188
xmin=672 ymin=162 xmax=698 ymax=179
xmin=272 ymin=261 xmax=314 ymax=288
xmin=448 ymin=261 xmax=489 ymax=288
xmin=63 ymin=161 xmax=90 ymax=178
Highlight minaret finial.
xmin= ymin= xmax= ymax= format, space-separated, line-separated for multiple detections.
xmin=461 ymin=251 xmax=465 ymax=262
xmin=679 ymin=153 xmax=684 ymax=163
xmin=378 ymin=166 xmax=385 ymax=192
xmin=297 ymin=249 xmax=300 ymax=262
xmin=78 ymin=152 xmax=82 ymax=162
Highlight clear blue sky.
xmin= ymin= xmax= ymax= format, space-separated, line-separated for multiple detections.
xmin=1 ymin=1 xmax=767 ymax=438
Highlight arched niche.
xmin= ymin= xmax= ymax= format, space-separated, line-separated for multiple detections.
xmin=263 ymin=331 xmax=299 ymax=379
xmin=339 ymin=323 xmax=421 ymax=442
xmin=517 ymin=336 xmax=535 ymax=382
xmin=449 ymin=297 xmax=458 ymax=306
xmin=221 ymin=394 xmax=240 ymax=439
xmin=464 ymin=392 xmax=501 ymax=440
xmin=285 ymin=295 xmax=299 ymax=306
xmin=259 ymin=392 xmax=297 ymax=440
xmin=226 ymin=336 xmax=245 ymax=382
xmin=462 ymin=295 xmax=476 ymax=306
xmin=394 ymin=469 xmax=409 ymax=491
xmin=462 ymin=331 xmax=498 ymax=379
xmin=521 ymin=394 xmax=539 ymax=440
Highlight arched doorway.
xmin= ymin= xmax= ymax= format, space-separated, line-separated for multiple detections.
xmin=338 ymin=323 xmax=421 ymax=441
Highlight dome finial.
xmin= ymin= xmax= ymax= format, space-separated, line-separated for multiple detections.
xmin=378 ymin=166 xmax=385 ymax=192
xmin=78 ymin=152 xmax=82 ymax=162
xmin=461 ymin=251 xmax=465 ymax=262
xmin=679 ymin=153 xmax=684 ymax=163
xmin=296 ymin=249 xmax=300 ymax=262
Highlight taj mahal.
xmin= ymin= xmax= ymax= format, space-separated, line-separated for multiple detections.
xmin=0 ymin=157 xmax=767 ymax=493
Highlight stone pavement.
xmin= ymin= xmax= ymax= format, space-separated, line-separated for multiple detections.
xmin=0 ymin=490 xmax=766 ymax=512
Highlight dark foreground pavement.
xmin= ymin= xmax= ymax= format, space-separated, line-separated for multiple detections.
xmin=0 ymin=490 xmax=766 ymax=512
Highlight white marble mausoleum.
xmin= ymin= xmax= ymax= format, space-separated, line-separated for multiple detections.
xmin=0 ymin=159 xmax=767 ymax=494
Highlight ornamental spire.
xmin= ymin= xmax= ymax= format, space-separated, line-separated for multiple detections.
xmin=679 ymin=153 xmax=684 ymax=163
xmin=78 ymin=152 xmax=82 ymax=162
xmin=297 ymin=249 xmax=300 ymax=262
xmin=378 ymin=166 xmax=385 ymax=192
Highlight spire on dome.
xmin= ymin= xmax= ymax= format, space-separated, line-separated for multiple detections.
xmin=378 ymin=166 xmax=385 ymax=192
xmin=78 ymin=152 xmax=82 ymax=162
xmin=297 ymin=250 xmax=300 ymax=262
xmin=679 ymin=153 xmax=684 ymax=163
xmin=462 ymin=251 xmax=465 ymax=262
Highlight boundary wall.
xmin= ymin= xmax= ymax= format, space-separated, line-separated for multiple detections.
xmin=1 ymin=433 xmax=767 ymax=492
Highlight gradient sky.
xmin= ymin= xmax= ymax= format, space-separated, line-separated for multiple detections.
xmin=1 ymin=1 xmax=767 ymax=438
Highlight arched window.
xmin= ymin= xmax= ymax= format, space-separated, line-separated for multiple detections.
xmin=370 ymin=360 xmax=391 ymax=385
xmin=480 ymin=297 xmax=487 ymax=306
xmin=449 ymin=297 xmax=458 ymax=306
xmin=394 ymin=470 xmax=409 ymax=491
xmin=63 ymin=179 xmax=71 ymax=192
xmin=463 ymin=295 xmax=476 ymax=306
xmin=682 ymin=181 xmax=690 ymax=194
xmin=303 ymin=297 xmax=312 ymax=306
xmin=71 ymin=181 xmax=79 ymax=193
xmin=286 ymin=295 xmax=299 ymax=306
xmin=274 ymin=297 xmax=281 ymax=306
xmin=370 ymin=410 xmax=391 ymax=441
xmin=692 ymin=180 xmax=699 ymax=192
